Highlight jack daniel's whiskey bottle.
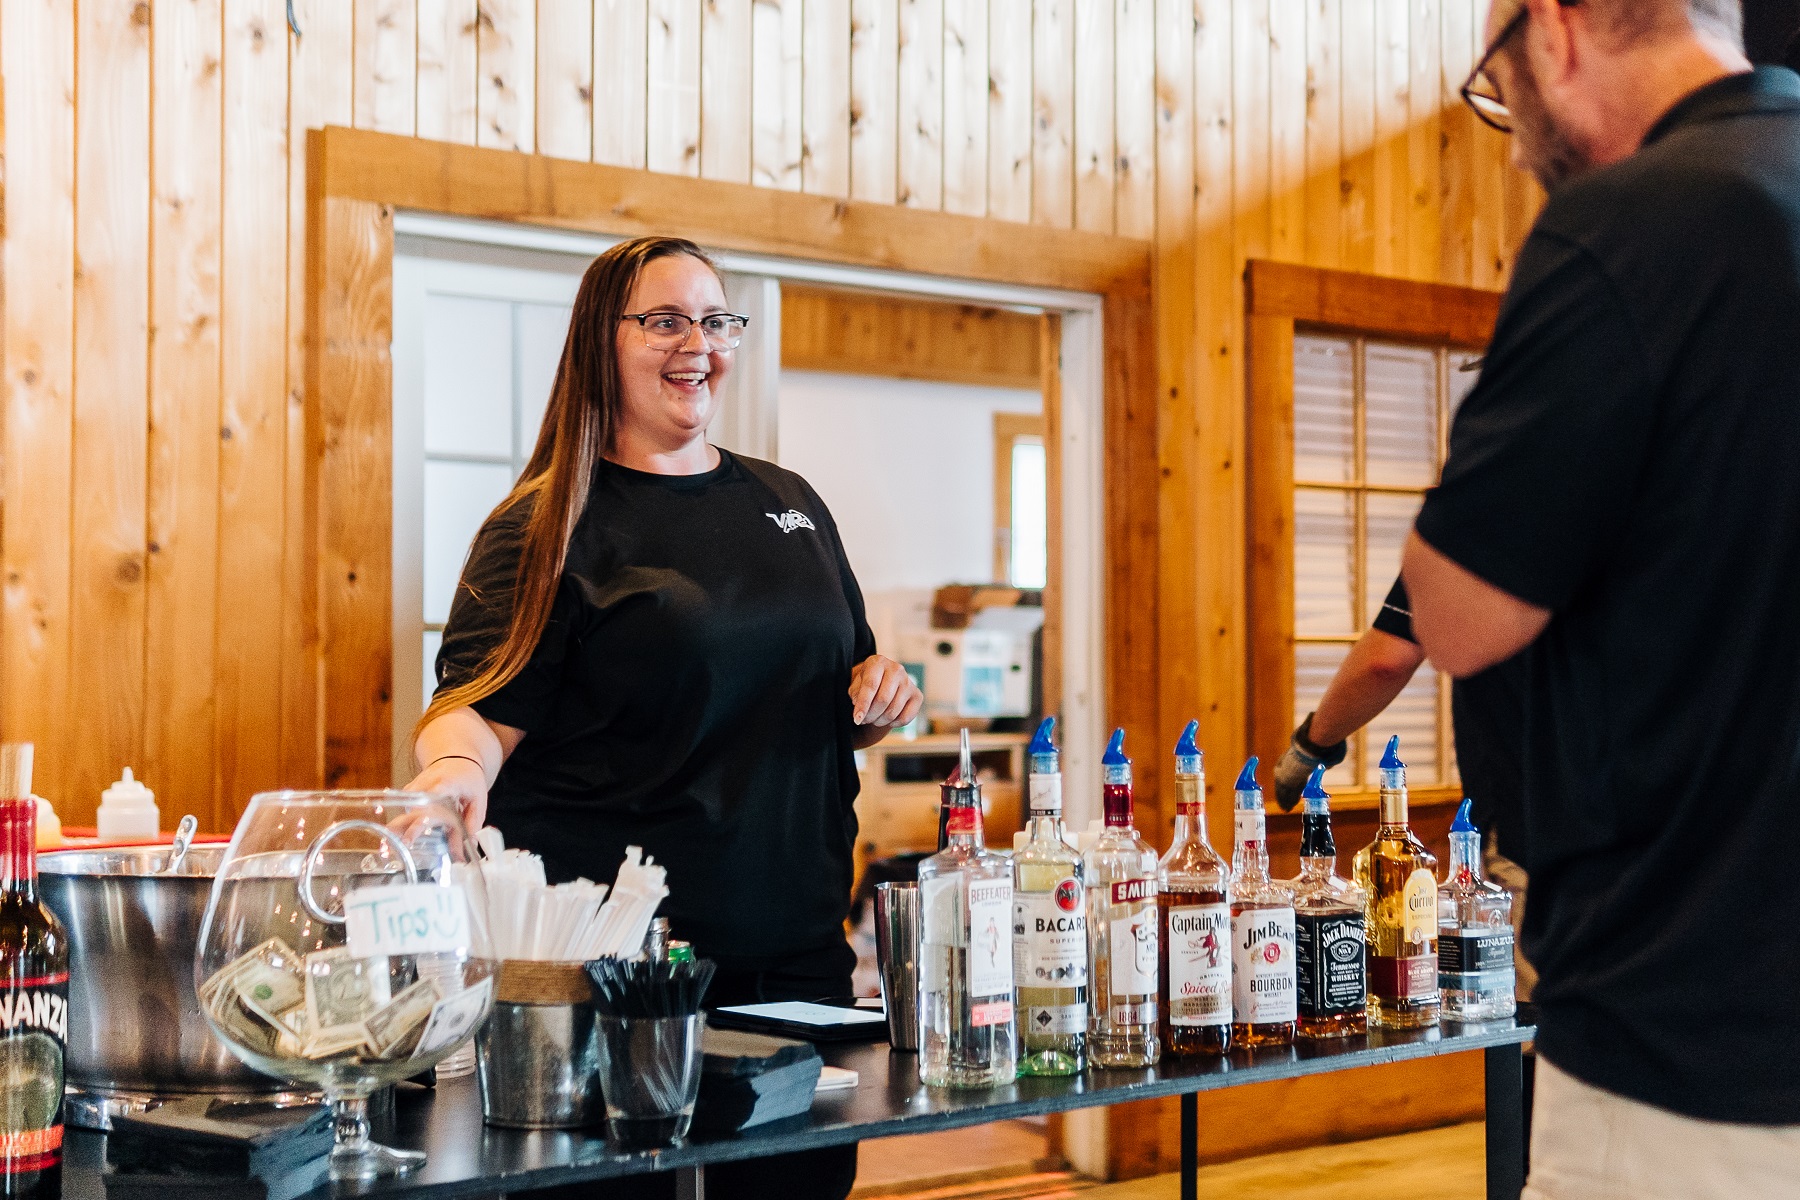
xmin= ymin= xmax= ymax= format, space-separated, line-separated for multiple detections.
xmin=1356 ymin=737 xmax=1440 ymax=1029
xmin=1288 ymin=766 xmax=1367 ymax=1039
xmin=0 ymin=745 xmax=67 ymax=1197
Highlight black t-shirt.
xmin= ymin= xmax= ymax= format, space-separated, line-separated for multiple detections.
xmin=1414 ymin=69 xmax=1800 ymax=1124
xmin=435 ymin=450 xmax=876 ymax=969
xmin=1371 ymin=578 xmax=1526 ymax=861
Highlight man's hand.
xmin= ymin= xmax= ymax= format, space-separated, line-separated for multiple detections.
xmin=1272 ymin=714 xmax=1346 ymax=812
xmin=850 ymin=655 xmax=924 ymax=748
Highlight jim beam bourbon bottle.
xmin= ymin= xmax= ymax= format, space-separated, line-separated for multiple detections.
xmin=1228 ymin=759 xmax=1297 ymax=1047
xmin=1288 ymin=766 xmax=1367 ymax=1039
xmin=1158 ymin=721 xmax=1231 ymax=1056
xmin=1082 ymin=730 xmax=1160 ymax=1067
xmin=1356 ymin=736 xmax=1440 ymax=1029
xmin=917 ymin=730 xmax=1017 ymax=1087
xmin=0 ymin=745 xmax=67 ymax=1197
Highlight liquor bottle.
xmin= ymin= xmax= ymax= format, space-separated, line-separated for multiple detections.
xmin=918 ymin=730 xmax=1018 ymax=1087
xmin=1228 ymin=759 xmax=1297 ymax=1048
xmin=1158 ymin=721 xmax=1232 ymax=1057
xmin=1355 ymin=736 xmax=1440 ymax=1029
xmin=1288 ymin=766 xmax=1367 ymax=1040
xmin=1011 ymin=718 xmax=1087 ymax=1076
xmin=0 ymin=745 xmax=67 ymax=1197
xmin=1083 ymin=729 xmax=1160 ymax=1067
xmin=1438 ymin=799 xmax=1516 ymax=1021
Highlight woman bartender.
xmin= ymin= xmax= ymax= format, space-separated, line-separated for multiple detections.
xmin=406 ymin=236 xmax=921 ymax=1200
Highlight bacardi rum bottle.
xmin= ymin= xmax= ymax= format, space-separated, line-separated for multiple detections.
xmin=1288 ymin=766 xmax=1367 ymax=1039
xmin=1438 ymin=799 xmax=1516 ymax=1021
xmin=1083 ymin=730 xmax=1160 ymax=1067
xmin=1229 ymin=759 xmax=1296 ymax=1047
xmin=1158 ymin=721 xmax=1232 ymax=1057
xmin=0 ymin=746 xmax=66 ymax=1198
xmin=918 ymin=730 xmax=1017 ymax=1087
xmin=1356 ymin=737 xmax=1440 ymax=1029
xmin=1012 ymin=718 xmax=1087 ymax=1076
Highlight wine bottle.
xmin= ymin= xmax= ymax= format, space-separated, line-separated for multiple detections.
xmin=0 ymin=744 xmax=68 ymax=1198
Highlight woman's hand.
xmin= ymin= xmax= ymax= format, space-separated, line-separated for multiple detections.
xmin=404 ymin=754 xmax=493 ymax=833
xmin=407 ymin=706 xmax=524 ymax=833
xmin=849 ymin=654 xmax=924 ymax=748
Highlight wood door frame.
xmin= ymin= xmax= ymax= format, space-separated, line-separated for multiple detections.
xmin=1244 ymin=260 xmax=1502 ymax=806
xmin=306 ymin=126 xmax=1156 ymax=805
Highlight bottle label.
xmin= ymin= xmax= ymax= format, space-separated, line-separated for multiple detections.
xmin=1402 ymin=869 xmax=1437 ymax=945
xmin=1109 ymin=1001 xmax=1156 ymax=1027
xmin=1232 ymin=908 xmax=1297 ymax=1024
xmin=1028 ymin=775 xmax=1063 ymax=814
xmin=944 ymin=806 xmax=981 ymax=836
xmin=1439 ymin=928 xmax=1514 ymax=992
xmin=920 ymin=875 xmax=965 ymax=947
xmin=1295 ymin=912 xmax=1367 ymax=1018
xmin=0 ymin=971 xmax=66 ymax=1173
xmin=1165 ymin=904 xmax=1231 ymax=1027
xmin=966 ymin=879 xmax=1014 ymax=1000
xmin=1110 ymin=878 xmax=1155 ymax=905
xmin=1371 ymin=953 xmax=1439 ymax=1001
xmin=1013 ymin=881 xmax=1088 ymax=990
xmin=1108 ymin=904 xmax=1159 ymax=997
xmin=1234 ymin=810 xmax=1264 ymax=845
xmin=1024 ymin=1004 xmax=1085 ymax=1035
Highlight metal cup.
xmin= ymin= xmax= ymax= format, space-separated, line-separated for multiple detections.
xmin=874 ymin=882 xmax=920 ymax=1052
xmin=475 ymin=1000 xmax=605 ymax=1129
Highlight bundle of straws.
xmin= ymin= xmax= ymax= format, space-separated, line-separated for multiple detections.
xmin=458 ymin=829 xmax=671 ymax=962
xmin=584 ymin=957 xmax=717 ymax=1020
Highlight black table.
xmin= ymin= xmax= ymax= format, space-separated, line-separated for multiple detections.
xmin=65 ymin=1016 xmax=1533 ymax=1200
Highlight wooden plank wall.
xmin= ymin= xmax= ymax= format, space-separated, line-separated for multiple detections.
xmin=0 ymin=0 xmax=1533 ymax=869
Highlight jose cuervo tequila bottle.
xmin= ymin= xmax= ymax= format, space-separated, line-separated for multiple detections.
xmin=1083 ymin=730 xmax=1160 ymax=1067
xmin=1289 ymin=766 xmax=1367 ymax=1039
xmin=1012 ymin=718 xmax=1087 ymax=1075
xmin=1357 ymin=737 xmax=1440 ymax=1029
xmin=1229 ymin=759 xmax=1297 ymax=1047
xmin=918 ymin=730 xmax=1018 ymax=1087
xmin=1158 ymin=721 xmax=1232 ymax=1056
xmin=1438 ymin=799 xmax=1516 ymax=1021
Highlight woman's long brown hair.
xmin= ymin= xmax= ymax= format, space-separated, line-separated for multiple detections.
xmin=416 ymin=236 xmax=722 ymax=736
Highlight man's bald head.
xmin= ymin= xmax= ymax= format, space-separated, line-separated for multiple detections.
xmin=1486 ymin=0 xmax=1742 ymax=51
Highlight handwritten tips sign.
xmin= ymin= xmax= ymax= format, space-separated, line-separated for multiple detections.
xmin=344 ymin=883 xmax=471 ymax=958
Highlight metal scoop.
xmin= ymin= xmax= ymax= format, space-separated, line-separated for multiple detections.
xmin=161 ymin=814 xmax=199 ymax=875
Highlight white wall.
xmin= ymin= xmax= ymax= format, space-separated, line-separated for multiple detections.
xmin=777 ymin=370 xmax=1041 ymax=597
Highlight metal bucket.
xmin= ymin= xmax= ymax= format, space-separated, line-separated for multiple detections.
xmin=40 ymin=844 xmax=292 ymax=1120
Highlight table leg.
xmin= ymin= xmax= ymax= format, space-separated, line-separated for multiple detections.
xmin=676 ymin=1164 xmax=705 ymax=1200
xmin=1485 ymin=1043 xmax=1526 ymax=1200
xmin=1181 ymin=1092 xmax=1198 ymax=1200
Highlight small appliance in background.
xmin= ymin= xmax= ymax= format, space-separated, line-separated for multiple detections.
xmin=1083 ymin=730 xmax=1160 ymax=1068
xmin=1438 ymin=800 xmax=1517 ymax=1021
xmin=0 ymin=744 xmax=70 ymax=1199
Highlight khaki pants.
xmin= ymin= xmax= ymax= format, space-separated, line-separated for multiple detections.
xmin=1524 ymin=1058 xmax=1800 ymax=1200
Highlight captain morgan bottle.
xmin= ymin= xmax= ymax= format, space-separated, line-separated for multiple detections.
xmin=0 ymin=745 xmax=67 ymax=1198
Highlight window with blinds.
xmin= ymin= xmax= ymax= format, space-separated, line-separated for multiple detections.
xmin=1290 ymin=333 xmax=1477 ymax=793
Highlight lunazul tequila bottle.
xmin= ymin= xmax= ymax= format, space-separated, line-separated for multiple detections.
xmin=1438 ymin=799 xmax=1516 ymax=1021
xmin=918 ymin=730 xmax=1018 ymax=1087
xmin=1012 ymin=718 xmax=1087 ymax=1075
xmin=1083 ymin=730 xmax=1160 ymax=1067
xmin=1158 ymin=721 xmax=1232 ymax=1057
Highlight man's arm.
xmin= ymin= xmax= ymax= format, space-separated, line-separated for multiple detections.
xmin=1310 ymin=627 xmax=1429 ymax=745
xmin=1404 ymin=532 xmax=1550 ymax=678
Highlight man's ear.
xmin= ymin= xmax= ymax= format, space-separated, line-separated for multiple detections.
xmin=1523 ymin=0 xmax=1583 ymax=86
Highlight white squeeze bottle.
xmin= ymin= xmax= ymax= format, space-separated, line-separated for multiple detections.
xmin=97 ymin=768 xmax=159 ymax=842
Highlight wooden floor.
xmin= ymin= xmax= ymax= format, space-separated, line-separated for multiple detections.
xmin=853 ymin=1122 xmax=1486 ymax=1200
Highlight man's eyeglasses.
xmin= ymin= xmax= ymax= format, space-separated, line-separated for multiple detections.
xmin=1460 ymin=0 xmax=1578 ymax=135
xmin=621 ymin=311 xmax=751 ymax=351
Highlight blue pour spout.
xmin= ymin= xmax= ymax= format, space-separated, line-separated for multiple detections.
xmin=1234 ymin=756 xmax=1262 ymax=808
xmin=1380 ymin=735 xmax=1404 ymax=771
xmin=1103 ymin=728 xmax=1131 ymax=785
xmin=1028 ymin=717 xmax=1059 ymax=775
xmin=1174 ymin=720 xmax=1202 ymax=776
xmin=1301 ymin=763 xmax=1330 ymax=813
xmin=1452 ymin=797 xmax=1478 ymax=835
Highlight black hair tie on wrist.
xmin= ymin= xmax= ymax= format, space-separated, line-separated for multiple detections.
xmin=1294 ymin=713 xmax=1349 ymax=768
xmin=429 ymin=754 xmax=485 ymax=772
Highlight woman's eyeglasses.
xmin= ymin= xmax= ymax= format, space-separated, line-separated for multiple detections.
xmin=621 ymin=311 xmax=751 ymax=351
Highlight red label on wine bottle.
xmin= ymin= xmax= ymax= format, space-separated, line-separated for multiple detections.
xmin=0 ymin=970 xmax=67 ymax=1176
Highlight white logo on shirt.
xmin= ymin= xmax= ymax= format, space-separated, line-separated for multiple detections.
xmin=766 ymin=510 xmax=816 ymax=534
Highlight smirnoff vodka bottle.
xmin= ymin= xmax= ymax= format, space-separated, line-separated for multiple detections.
xmin=918 ymin=730 xmax=1018 ymax=1087
xmin=1229 ymin=758 xmax=1296 ymax=1047
xmin=1158 ymin=721 xmax=1232 ymax=1056
xmin=1083 ymin=730 xmax=1160 ymax=1067
xmin=1012 ymin=718 xmax=1087 ymax=1076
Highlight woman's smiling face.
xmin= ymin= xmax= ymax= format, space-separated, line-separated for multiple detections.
xmin=613 ymin=253 xmax=735 ymax=453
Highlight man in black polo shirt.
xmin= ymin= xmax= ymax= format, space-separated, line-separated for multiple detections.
xmin=1405 ymin=0 xmax=1800 ymax=1193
